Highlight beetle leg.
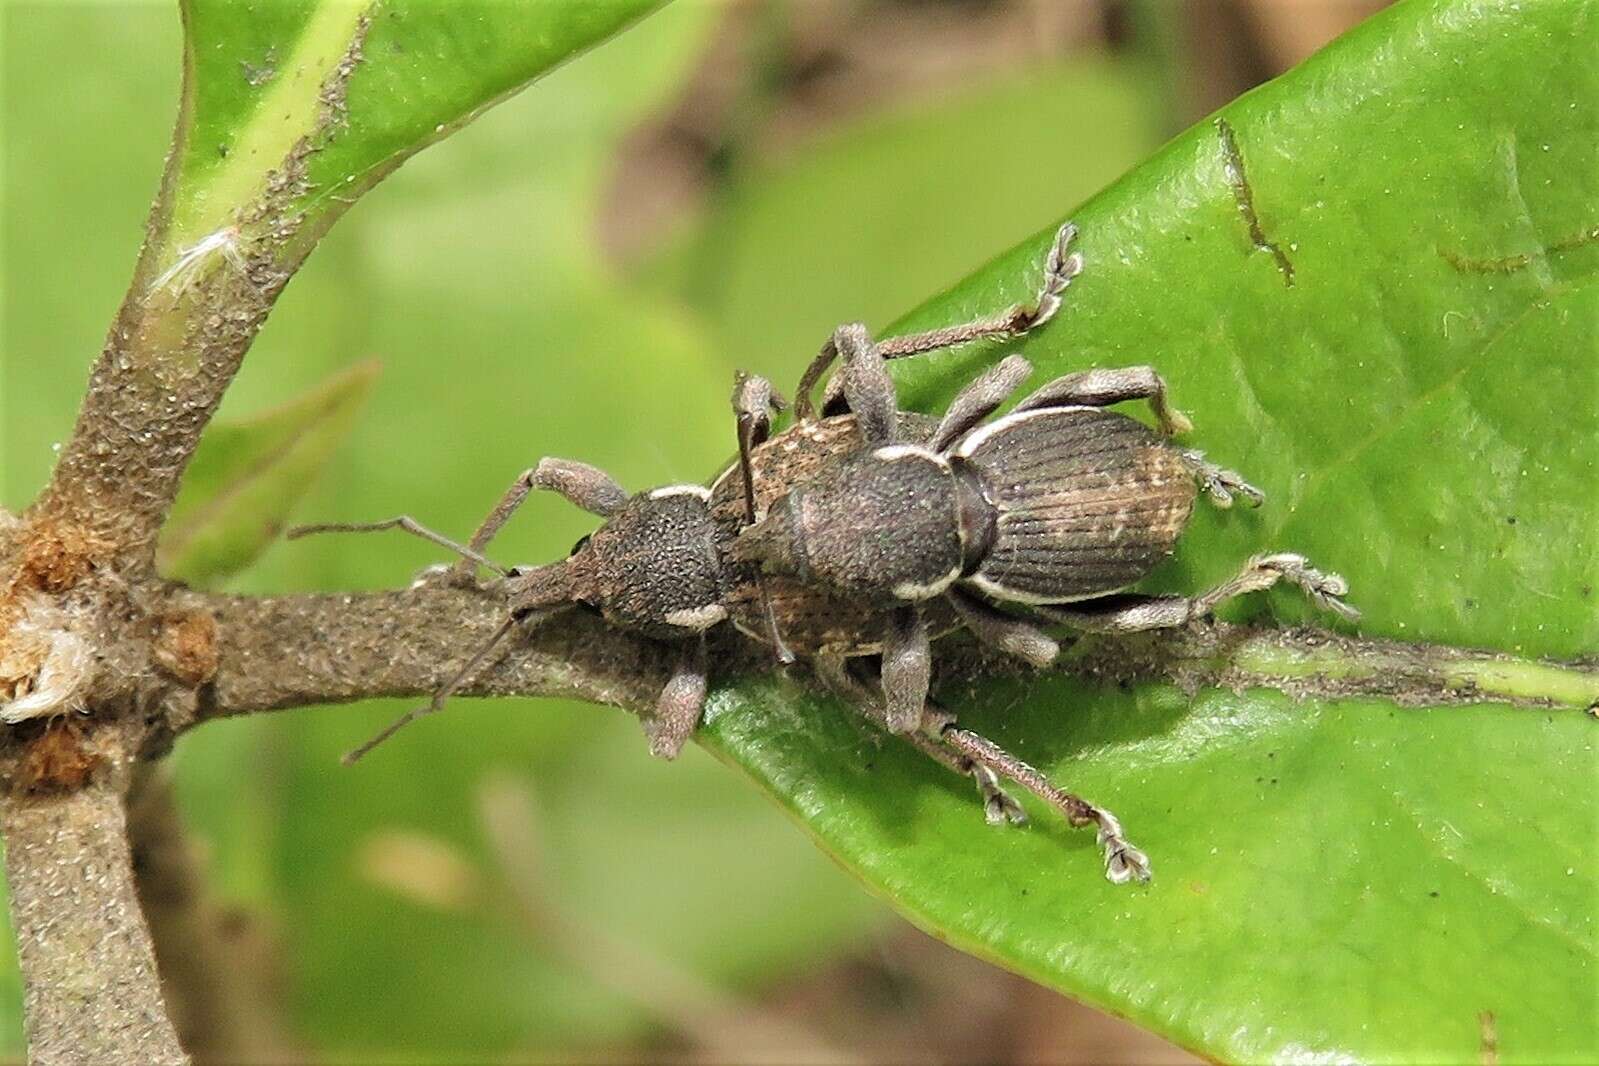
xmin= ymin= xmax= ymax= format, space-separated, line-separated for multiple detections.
xmin=881 ymin=606 xmax=931 ymax=733
xmin=934 ymin=724 xmax=1151 ymax=884
xmin=445 ymin=458 xmax=629 ymax=585
xmin=834 ymin=323 xmax=901 ymax=445
xmin=794 ymin=221 xmax=1083 ymax=420
xmin=928 ymin=354 xmax=1034 ymax=451
xmin=1031 ymin=594 xmax=1193 ymax=633
xmin=1194 ymin=552 xmax=1361 ymax=622
xmin=813 ymin=655 xmax=1026 ymax=826
xmin=1177 ymin=448 xmax=1265 ymax=509
xmin=822 ymin=653 xmax=1146 ymax=882
xmin=1037 ymin=552 xmax=1359 ymax=630
xmin=946 ymin=587 xmax=1059 ymax=667
xmin=1012 ymin=365 xmax=1194 ymax=437
xmin=646 ymin=634 xmax=708 ymax=760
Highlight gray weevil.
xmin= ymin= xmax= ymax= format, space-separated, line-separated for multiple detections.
xmin=291 ymin=224 xmax=1171 ymax=882
xmin=723 ymin=277 xmax=1359 ymax=741
xmin=291 ymin=222 xmax=1353 ymax=883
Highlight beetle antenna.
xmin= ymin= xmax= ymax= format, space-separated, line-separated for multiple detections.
xmin=342 ymin=617 xmax=518 ymax=765
xmin=289 ymin=515 xmax=512 ymax=577
xmin=735 ymin=401 xmax=796 ymax=665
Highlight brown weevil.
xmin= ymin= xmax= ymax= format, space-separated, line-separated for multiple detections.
xmin=290 ymin=222 xmax=1354 ymax=884
xmin=725 ymin=284 xmax=1359 ymax=740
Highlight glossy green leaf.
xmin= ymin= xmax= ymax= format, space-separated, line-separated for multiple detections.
xmin=158 ymin=360 xmax=378 ymax=585
xmin=163 ymin=0 xmax=660 ymax=258
xmin=695 ymin=1 xmax=1599 ymax=1062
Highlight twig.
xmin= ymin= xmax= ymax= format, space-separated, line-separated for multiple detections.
xmin=195 ymin=583 xmax=1599 ymax=731
xmin=0 ymin=780 xmax=188 ymax=1065
xmin=193 ymin=584 xmax=675 ymax=725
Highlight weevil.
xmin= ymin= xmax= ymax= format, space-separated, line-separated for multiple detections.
xmin=723 ymin=297 xmax=1360 ymax=739
xmin=290 ymin=222 xmax=1353 ymax=883
xmin=287 ymin=223 xmax=1162 ymax=878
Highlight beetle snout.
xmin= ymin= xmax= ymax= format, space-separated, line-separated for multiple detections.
xmin=731 ymin=498 xmax=808 ymax=580
xmin=506 ymin=559 xmax=582 ymax=618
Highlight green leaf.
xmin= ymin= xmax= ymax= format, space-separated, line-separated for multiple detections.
xmin=163 ymin=0 xmax=661 ymax=257
xmin=159 ymin=360 xmax=379 ymax=585
xmin=656 ymin=56 xmax=1165 ymax=366
xmin=697 ymin=1 xmax=1599 ymax=1062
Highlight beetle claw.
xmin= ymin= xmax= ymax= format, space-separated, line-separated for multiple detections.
xmin=1256 ymin=553 xmax=1361 ymax=622
xmin=972 ymin=764 xmax=1029 ymax=826
xmin=1180 ymin=449 xmax=1264 ymax=508
xmin=1095 ymin=809 xmax=1153 ymax=884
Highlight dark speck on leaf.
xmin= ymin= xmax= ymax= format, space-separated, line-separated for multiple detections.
xmin=1429 ymin=891 xmax=1440 ymax=898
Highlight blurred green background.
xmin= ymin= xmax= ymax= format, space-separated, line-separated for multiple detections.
xmin=1 ymin=1 xmax=1383 ymax=1060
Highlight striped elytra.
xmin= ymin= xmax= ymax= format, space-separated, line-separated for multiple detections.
xmin=954 ymin=406 xmax=1197 ymax=603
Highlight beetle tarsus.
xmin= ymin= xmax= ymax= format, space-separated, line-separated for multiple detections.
xmin=934 ymin=723 xmax=1149 ymax=884
xmin=1255 ymin=553 xmax=1360 ymax=622
xmin=795 ymin=220 xmax=1084 ymax=420
xmin=1196 ymin=552 xmax=1360 ymax=622
xmin=1179 ymin=448 xmax=1265 ymax=509
xmin=1094 ymin=809 xmax=1153 ymax=884
xmin=972 ymin=763 xmax=1029 ymax=826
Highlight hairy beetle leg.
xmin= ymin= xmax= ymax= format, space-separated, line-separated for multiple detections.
xmin=797 ymin=220 xmax=1084 ymax=420
xmin=815 ymin=655 xmax=1030 ymax=826
xmin=1012 ymin=364 xmax=1193 ymax=438
xmin=1038 ymin=551 xmax=1359 ymax=632
xmin=1178 ymin=448 xmax=1265 ymax=509
xmin=447 ymin=458 xmax=629 ymax=586
xmin=937 ymin=723 xmax=1151 ymax=884
xmin=646 ymin=634 xmax=708 ymax=760
xmin=881 ymin=606 xmax=932 ymax=733
xmin=946 ymin=587 xmax=1059 ymax=667
xmin=815 ymin=655 xmax=1146 ymax=882
xmin=1198 ymin=552 xmax=1360 ymax=622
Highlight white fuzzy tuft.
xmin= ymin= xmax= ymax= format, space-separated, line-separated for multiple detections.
xmin=1 ymin=597 xmax=93 ymax=724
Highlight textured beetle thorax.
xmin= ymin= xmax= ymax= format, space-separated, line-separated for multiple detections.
xmin=584 ymin=490 xmax=725 ymax=638
xmin=790 ymin=448 xmax=963 ymax=602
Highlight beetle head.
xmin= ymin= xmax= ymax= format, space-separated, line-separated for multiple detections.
xmin=509 ymin=486 xmax=726 ymax=640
